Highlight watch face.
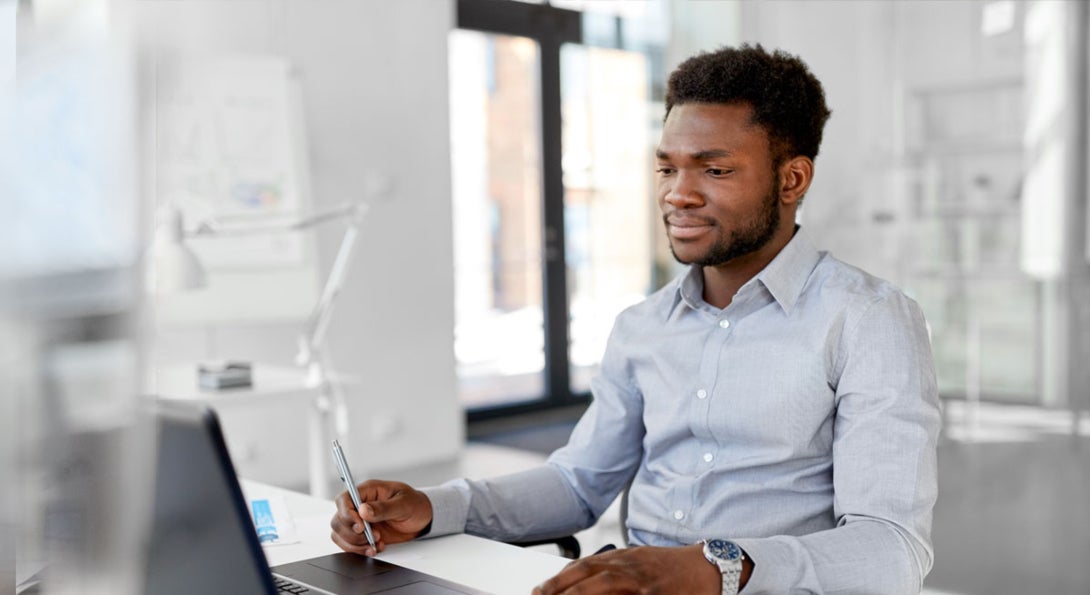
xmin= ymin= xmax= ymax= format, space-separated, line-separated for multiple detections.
xmin=706 ymin=539 xmax=742 ymax=562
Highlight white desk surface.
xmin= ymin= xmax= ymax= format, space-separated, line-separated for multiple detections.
xmin=241 ymin=480 xmax=570 ymax=595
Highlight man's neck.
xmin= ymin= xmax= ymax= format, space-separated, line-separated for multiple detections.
xmin=701 ymin=225 xmax=797 ymax=309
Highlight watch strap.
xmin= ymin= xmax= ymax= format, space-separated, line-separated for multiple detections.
xmin=702 ymin=539 xmax=743 ymax=595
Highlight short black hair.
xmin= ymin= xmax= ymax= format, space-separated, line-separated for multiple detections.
xmin=665 ymin=43 xmax=832 ymax=167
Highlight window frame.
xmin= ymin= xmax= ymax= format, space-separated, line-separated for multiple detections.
xmin=455 ymin=0 xmax=588 ymax=422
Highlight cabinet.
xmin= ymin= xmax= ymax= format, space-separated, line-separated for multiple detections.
xmin=149 ymin=364 xmax=320 ymax=490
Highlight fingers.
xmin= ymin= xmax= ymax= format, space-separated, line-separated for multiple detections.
xmin=330 ymin=530 xmax=376 ymax=557
xmin=355 ymin=480 xmax=434 ymax=539
xmin=356 ymin=479 xmax=411 ymax=503
xmin=334 ymin=490 xmax=362 ymax=524
xmin=332 ymin=493 xmax=362 ymax=537
xmin=534 ymin=558 xmax=599 ymax=595
xmin=333 ymin=481 xmax=396 ymax=535
xmin=339 ymin=492 xmax=369 ymax=530
xmin=362 ymin=499 xmax=396 ymax=523
xmin=356 ymin=480 xmax=412 ymax=522
xmin=330 ymin=478 xmax=433 ymax=552
xmin=536 ymin=570 xmax=640 ymax=595
xmin=330 ymin=508 xmax=367 ymax=550
xmin=534 ymin=547 xmax=684 ymax=595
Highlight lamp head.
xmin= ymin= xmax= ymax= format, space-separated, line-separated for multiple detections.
xmin=147 ymin=205 xmax=208 ymax=294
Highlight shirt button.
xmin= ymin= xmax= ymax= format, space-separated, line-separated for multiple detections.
xmin=673 ymin=510 xmax=685 ymax=520
xmin=703 ymin=452 xmax=714 ymax=463
xmin=696 ymin=389 xmax=708 ymax=399
xmin=719 ymin=319 xmax=730 ymax=329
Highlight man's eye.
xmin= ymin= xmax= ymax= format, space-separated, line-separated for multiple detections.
xmin=707 ymin=168 xmax=732 ymax=176
xmin=656 ymin=167 xmax=675 ymax=175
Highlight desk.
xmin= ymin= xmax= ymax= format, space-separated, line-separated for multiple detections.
xmin=242 ymin=480 xmax=570 ymax=594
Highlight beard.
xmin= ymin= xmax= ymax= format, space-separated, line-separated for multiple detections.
xmin=667 ymin=175 xmax=781 ymax=267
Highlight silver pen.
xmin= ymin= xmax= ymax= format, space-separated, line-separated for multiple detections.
xmin=331 ymin=439 xmax=377 ymax=550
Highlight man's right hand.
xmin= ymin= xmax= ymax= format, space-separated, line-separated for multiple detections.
xmin=330 ymin=479 xmax=433 ymax=557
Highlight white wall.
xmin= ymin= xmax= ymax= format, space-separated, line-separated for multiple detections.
xmin=736 ymin=0 xmax=1024 ymax=285
xmin=138 ymin=0 xmax=460 ymax=485
xmin=737 ymin=1 xmax=901 ymax=281
xmin=666 ymin=0 xmax=742 ymax=69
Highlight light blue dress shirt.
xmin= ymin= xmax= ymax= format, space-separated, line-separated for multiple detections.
xmin=423 ymin=229 xmax=940 ymax=594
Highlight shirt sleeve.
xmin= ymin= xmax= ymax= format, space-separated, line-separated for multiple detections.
xmin=417 ymin=465 xmax=591 ymax=541
xmin=734 ymin=291 xmax=941 ymax=594
xmin=418 ymin=314 xmax=646 ymax=542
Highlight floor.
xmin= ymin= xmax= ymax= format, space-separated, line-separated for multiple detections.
xmin=454 ymin=399 xmax=1090 ymax=595
xmin=926 ymin=401 xmax=1089 ymax=595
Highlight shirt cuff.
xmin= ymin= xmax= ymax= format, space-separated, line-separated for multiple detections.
xmin=418 ymin=483 xmax=470 ymax=539
xmin=730 ymin=537 xmax=798 ymax=594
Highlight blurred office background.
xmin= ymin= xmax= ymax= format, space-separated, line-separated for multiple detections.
xmin=5 ymin=0 xmax=1088 ymax=593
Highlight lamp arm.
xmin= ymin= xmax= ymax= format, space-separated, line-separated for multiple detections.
xmin=169 ymin=199 xmax=371 ymax=368
xmin=296 ymin=204 xmax=368 ymax=367
xmin=190 ymin=202 xmax=366 ymax=237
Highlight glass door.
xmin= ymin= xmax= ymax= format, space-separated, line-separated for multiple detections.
xmin=560 ymin=43 xmax=654 ymax=394
xmin=449 ymin=30 xmax=546 ymax=409
xmin=449 ymin=0 xmax=664 ymax=417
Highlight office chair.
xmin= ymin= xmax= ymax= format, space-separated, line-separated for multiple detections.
xmin=507 ymin=535 xmax=582 ymax=559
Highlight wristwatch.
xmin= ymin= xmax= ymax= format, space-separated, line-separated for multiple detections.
xmin=702 ymin=538 xmax=744 ymax=595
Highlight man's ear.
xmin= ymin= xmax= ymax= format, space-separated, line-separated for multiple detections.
xmin=778 ymin=156 xmax=814 ymax=206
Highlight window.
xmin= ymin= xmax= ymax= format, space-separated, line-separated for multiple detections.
xmin=449 ymin=0 xmax=665 ymax=417
xmin=560 ymin=43 xmax=653 ymax=393
xmin=449 ymin=30 xmax=546 ymax=408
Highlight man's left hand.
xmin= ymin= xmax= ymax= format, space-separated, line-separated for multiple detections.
xmin=532 ymin=543 xmax=720 ymax=595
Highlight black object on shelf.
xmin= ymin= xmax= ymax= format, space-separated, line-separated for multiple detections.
xmin=198 ymin=361 xmax=253 ymax=390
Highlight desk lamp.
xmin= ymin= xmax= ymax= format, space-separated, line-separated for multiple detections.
xmin=147 ymin=205 xmax=208 ymax=293
xmin=150 ymin=201 xmax=369 ymax=498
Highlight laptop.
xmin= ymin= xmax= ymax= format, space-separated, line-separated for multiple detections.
xmin=145 ymin=402 xmax=487 ymax=595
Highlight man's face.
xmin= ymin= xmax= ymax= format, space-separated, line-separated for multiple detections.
xmin=655 ymin=103 xmax=782 ymax=267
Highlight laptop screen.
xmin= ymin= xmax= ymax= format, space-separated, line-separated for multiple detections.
xmin=144 ymin=403 xmax=275 ymax=595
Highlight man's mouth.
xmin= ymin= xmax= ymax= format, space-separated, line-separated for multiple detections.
xmin=665 ymin=215 xmax=713 ymax=240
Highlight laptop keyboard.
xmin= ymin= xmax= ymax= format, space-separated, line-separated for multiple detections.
xmin=274 ymin=576 xmax=311 ymax=593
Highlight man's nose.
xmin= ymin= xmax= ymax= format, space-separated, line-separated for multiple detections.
xmin=663 ymin=171 xmax=703 ymax=208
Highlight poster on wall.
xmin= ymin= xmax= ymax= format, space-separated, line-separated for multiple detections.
xmin=155 ymin=55 xmax=308 ymax=268
xmin=153 ymin=54 xmax=319 ymax=325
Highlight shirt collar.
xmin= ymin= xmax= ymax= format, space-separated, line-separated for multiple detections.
xmin=677 ymin=263 xmax=709 ymax=315
xmin=675 ymin=227 xmax=822 ymax=315
xmin=755 ymin=227 xmax=822 ymax=314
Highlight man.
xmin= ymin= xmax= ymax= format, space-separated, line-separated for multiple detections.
xmin=331 ymin=44 xmax=940 ymax=595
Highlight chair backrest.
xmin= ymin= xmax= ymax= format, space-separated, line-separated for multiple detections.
xmin=504 ymin=535 xmax=581 ymax=559
xmin=618 ymin=480 xmax=632 ymax=546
